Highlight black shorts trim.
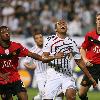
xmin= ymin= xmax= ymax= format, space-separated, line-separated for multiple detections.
xmin=0 ymin=80 xmax=27 ymax=95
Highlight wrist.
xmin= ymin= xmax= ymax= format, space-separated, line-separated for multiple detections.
xmin=83 ymin=58 xmax=88 ymax=63
xmin=52 ymin=55 xmax=55 ymax=59
xmin=88 ymin=76 xmax=93 ymax=81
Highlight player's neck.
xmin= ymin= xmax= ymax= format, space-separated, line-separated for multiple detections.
xmin=57 ymin=32 xmax=67 ymax=39
xmin=97 ymin=30 xmax=100 ymax=35
xmin=97 ymin=27 xmax=100 ymax=35
xmin=0 ymin=40 xmax=10 ymax=49
xmin=37 ymin=45 xmax=43 ymax=49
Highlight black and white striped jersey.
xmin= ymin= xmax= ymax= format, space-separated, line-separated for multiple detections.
xmin=43 ymin=35 xmax=81 ymax=76
xmin=24 ymin=46 xmax=48 ymax=74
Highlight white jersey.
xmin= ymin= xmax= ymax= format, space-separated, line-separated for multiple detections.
xmin=24 ymin=46 xmax=48 ymax=75
xmin=43 ymin=35 xmax=81 ymax=76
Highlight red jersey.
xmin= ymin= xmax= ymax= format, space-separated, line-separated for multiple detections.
xmin=0 ymin=41 xmax=29 ymax=85
xmin=82 ymin=30 xmax=100 ymax=64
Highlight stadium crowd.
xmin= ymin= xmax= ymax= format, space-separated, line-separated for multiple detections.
xmin=0 ymin=0 xmax=100 ymax=37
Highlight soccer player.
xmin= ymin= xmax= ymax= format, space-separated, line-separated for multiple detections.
xmin=24 ymin=32 xmax=62 ymax=100
xmin=42 ymin=19 xmax=97 ymax=100
xmin=0 ymin=26 xmax=63 ymax=100
xmin=78 ymin=13 xmax=100 ymax=100
xmin=24 ymin=32 xmax=48 ymax=100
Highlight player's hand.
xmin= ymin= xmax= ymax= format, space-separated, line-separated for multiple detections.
xmin=1 ymin=72 xmax=10 ymax=81
xmin=90 ymin=78 xmax=97 ymax=88
xmin=55 ymin=52 xmax=64 ymax=59
xmin=84 ymin=59 xmax=93 ymax=67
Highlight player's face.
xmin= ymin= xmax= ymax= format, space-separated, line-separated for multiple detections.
xmin=34 ymin=34 xmax=43 ymax=48
xmin=96 ymin=15 xmax=100 ymax=34
xmin=56 ymin=20 xmax=67 ymax=35
xmin=0 ymin=28 xmax=10 ymax=41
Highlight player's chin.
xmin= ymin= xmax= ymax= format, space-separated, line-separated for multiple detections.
xmin=61 ymin=29 xmax=67 ymax=33
xmin=3 ymin=38 xmax=10 ymax=42
xmin=61 ymin=31 xmax=66 ymax=34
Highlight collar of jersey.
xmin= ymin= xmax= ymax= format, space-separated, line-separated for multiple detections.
xmin=55 ymin=34 xmax=68 ymax=41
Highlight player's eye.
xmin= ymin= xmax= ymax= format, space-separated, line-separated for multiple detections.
xmin=97 ymin=18 xmax=100 ymax=20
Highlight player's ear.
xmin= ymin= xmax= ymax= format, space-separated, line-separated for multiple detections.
xmin=55 ymin=23 xmax=57 ymax=32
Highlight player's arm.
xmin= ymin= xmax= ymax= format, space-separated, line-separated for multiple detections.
xmin=28 ymin=51 xmax=63 ymax=63
xmin=80 ymin=32 xmax=93 ymax=67
xmin=71 ymin=40 xmax=96 ymax=87
xmin=75 ymin=58 xmax=96 ymax=87
xmin=0 ymin=72 xmax=10 ymax=81
xmin=80 ymin=47 xmax=93 ymax=67
xmin=28 ymin=51 xmax=43 ymax=61
xmin=42 ymin=52 xmax=64 ymax=63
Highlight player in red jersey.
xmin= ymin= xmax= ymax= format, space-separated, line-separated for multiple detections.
xmin=0 ymin=26 xmax=63 ymax=100
xmin=78 ymin=13 xmax=100 ymax=100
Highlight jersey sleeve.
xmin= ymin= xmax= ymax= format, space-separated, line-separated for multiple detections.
xmin=43 ymin=37 xmax=51 ymax=53
xmin=81 ymin=32 xmax=91 ymax=49
xmin=72 ymin=40 xmax=81 ymax=59
xmin=18 ymin=43 xmax=29 ymax=57
xmin=23 ymin=46 xmax=36 ymax=64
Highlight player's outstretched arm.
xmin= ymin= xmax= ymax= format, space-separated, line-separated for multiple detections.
xmin=75 ymin=58 xmax=97 ymax=88
xmin=0 ymin=72 xmax=10 ymax=82
xmin=28 ymin=51 xmax=64 ymax=62
xmin=27 ymin=51 xmax=55 ymax=63
xmin=28 ymin=51 xmax=43 ymax=61
xmin=80 ymin=47 xmax=93 ymax=67
xmin=42 ymin=52 xmax=64 ymax=63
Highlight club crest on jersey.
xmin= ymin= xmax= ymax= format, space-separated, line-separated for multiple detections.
xmin=5 ymin=49 xmax=9 ymax=55
xmin=98 ymin=36 xmax=100 ymax=41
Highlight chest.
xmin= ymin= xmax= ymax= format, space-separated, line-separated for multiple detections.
xmin=0 ymin=46 xmax=20 ymax=59
xmin=34 ymin=48 xmax=43 ymax=56
xmin=50 ymin=39 xmax=73 ymax=53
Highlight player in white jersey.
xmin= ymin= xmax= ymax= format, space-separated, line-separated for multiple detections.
xmin=42 ymin=20 xmax=96 ymax=100
xmin=24 ymin=32 xmax=48 ymax=100
xmin=24 ymin=32 xmax=63 ymax=100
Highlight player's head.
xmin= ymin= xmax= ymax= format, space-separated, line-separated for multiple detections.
xmin=0 ymin=26 xmax=10 ymax=42
xmin=33 ymin=32 xmax=43 ymax=48
xmin=96 ymin=13 xmax=100 ymax=34
xmin=55 ymin=19 xmax=67 ymax=35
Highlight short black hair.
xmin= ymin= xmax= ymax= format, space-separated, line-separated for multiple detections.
xmin=0 ymin=26 xmax=9 ymax=33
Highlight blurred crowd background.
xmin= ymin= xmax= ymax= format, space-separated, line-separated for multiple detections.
xmin=0 ymin=0 xmax=100 ymax=90
xmin=0 ymin=0 xmax=100 ymax=38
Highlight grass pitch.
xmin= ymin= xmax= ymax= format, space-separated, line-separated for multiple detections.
xmin=8 ymin=88 xmax=100 ymax=100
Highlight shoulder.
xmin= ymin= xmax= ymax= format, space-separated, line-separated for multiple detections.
xmin=11 ymin=41 xmax=21 ymax=47
xmin=30 ymin=46 xmax=37 ymax=52
xmin=86 ymin=30 xmax=96 ymax=37
xmin=65 ymin=36 xmax=75 ymax=43
xmin=67 ymin=37 xmax=77 ymax=46
xmin=46 ymin=35 xmax=56 ymax=41
xmin=11 ymin=42 xmax=26 ymax=50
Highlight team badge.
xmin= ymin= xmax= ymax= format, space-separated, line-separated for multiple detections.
xmin=5 ymin=49 xmax=9 ymax=55
xmin=98 ymin=36 xmax=100 ymax=41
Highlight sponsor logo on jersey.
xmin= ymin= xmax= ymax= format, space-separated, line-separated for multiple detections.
xmin=5 ymin=49 xmax=9 ymax=55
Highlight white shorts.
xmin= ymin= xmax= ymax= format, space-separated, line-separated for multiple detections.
xmin=42 ymin=68 xmax=76 ymax=99
xmin=35 ymin=72 xmax=47 ymax=96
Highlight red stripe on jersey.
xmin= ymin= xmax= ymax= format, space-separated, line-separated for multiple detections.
xmin=51 ymin=40 xmax=63 ymax=48
xmin=53 ymin=36 xmax=58 ymax=41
